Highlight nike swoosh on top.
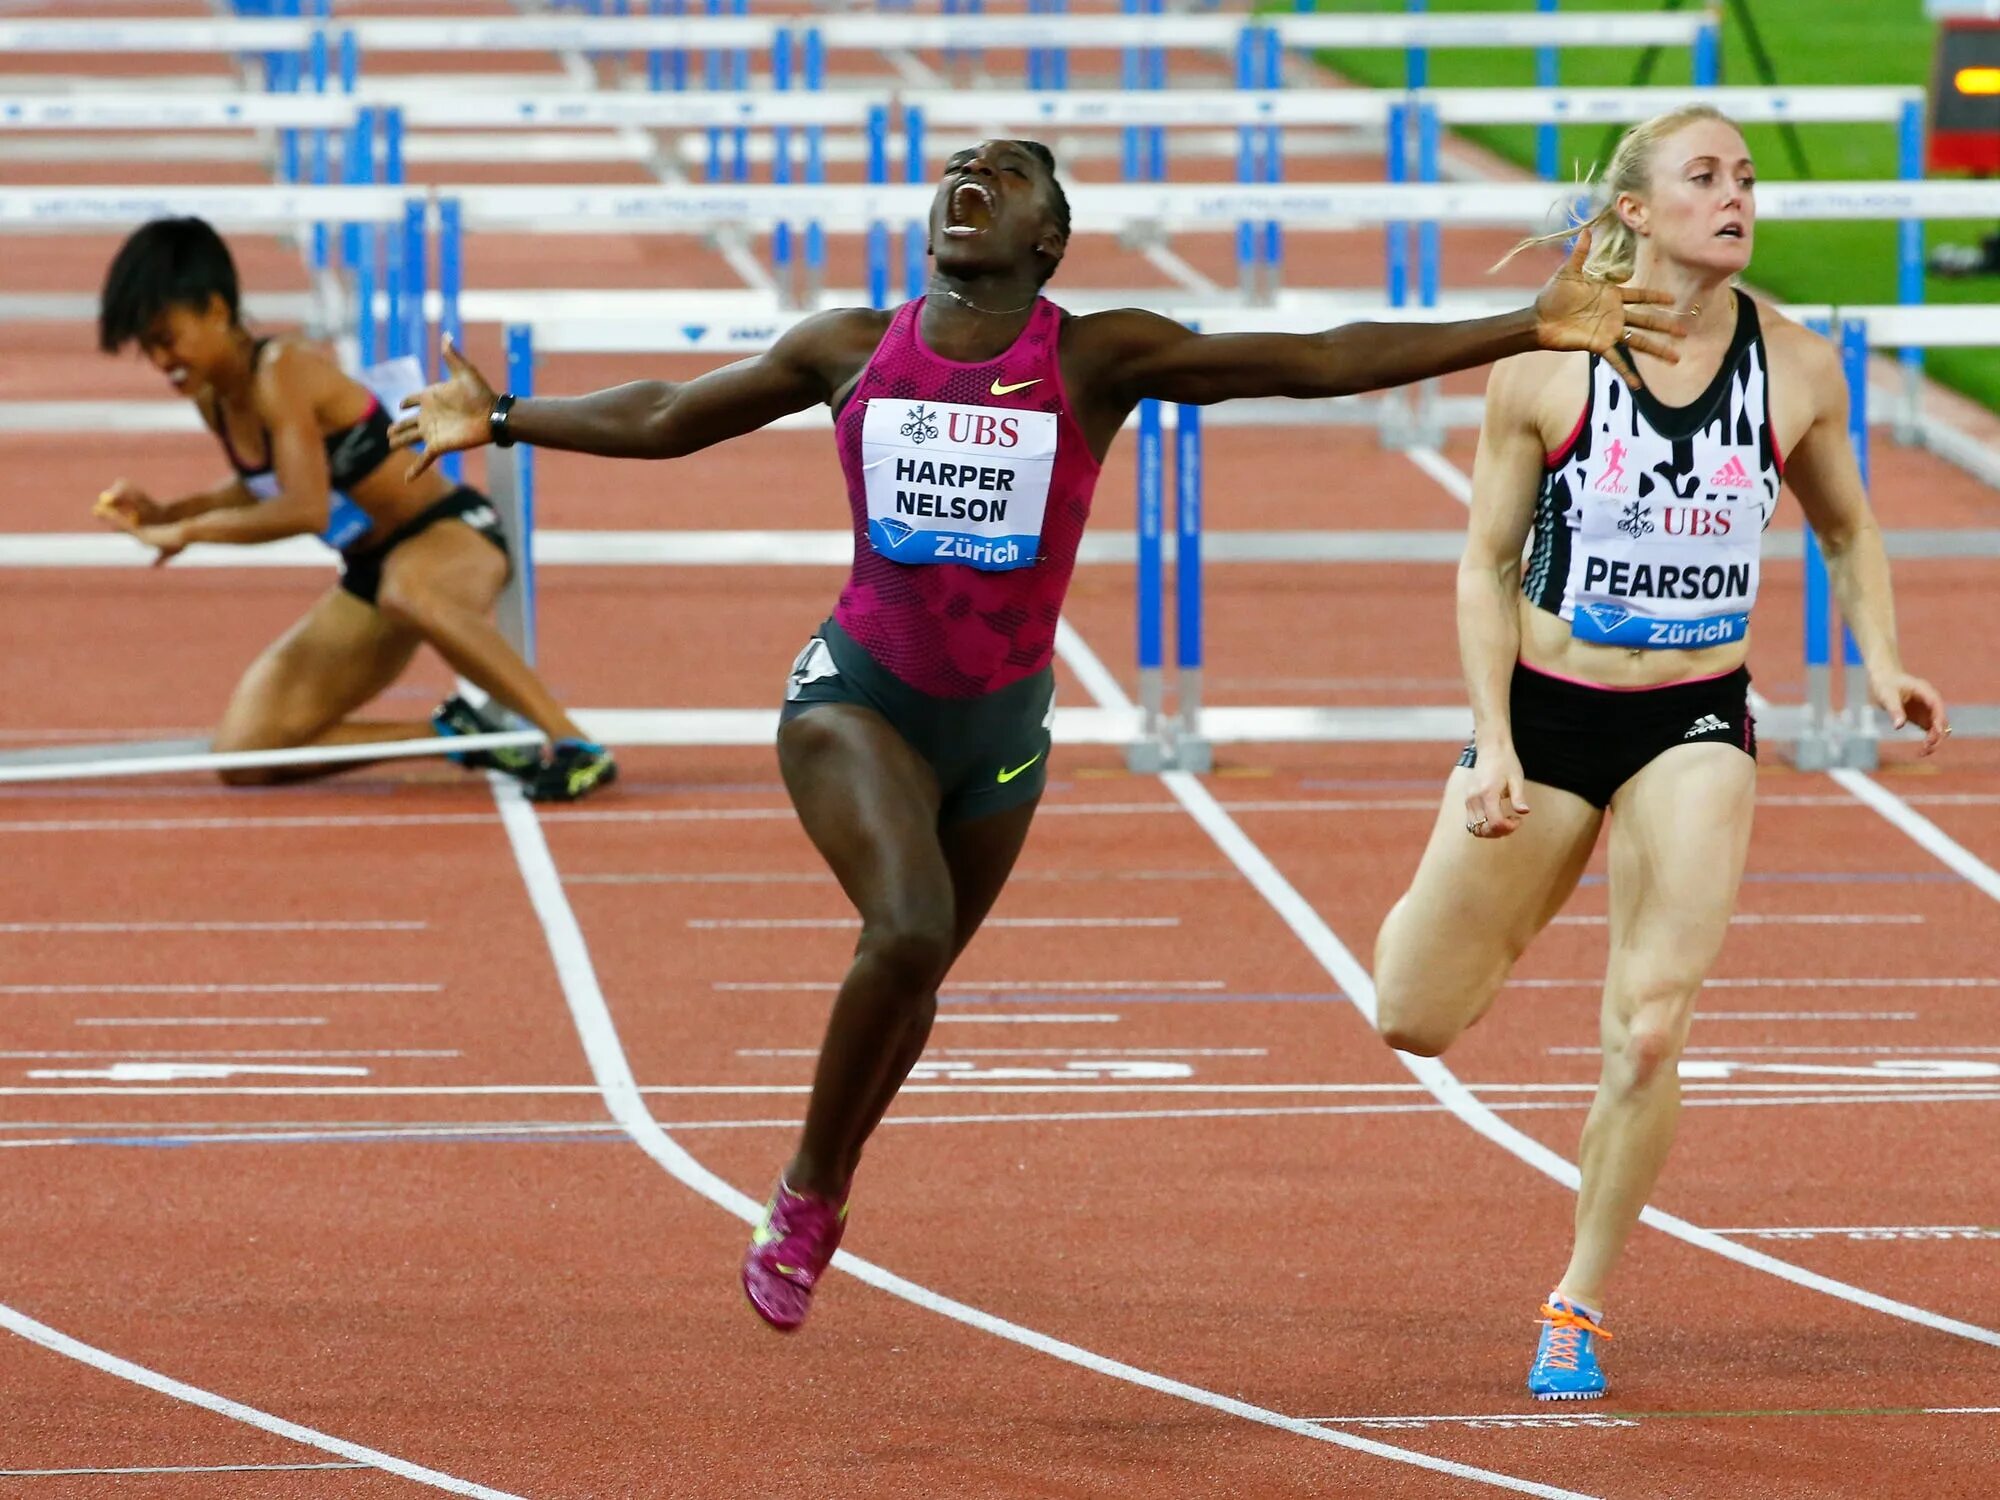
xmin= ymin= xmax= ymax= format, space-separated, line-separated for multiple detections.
xmin=996 ymin=752 xmax=1043 ymax=784
xmin=990 ymin=378 xmax=1041 ymax=396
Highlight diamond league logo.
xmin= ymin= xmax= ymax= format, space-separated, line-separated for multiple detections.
xmin=1578 ymin=602 xmax=1632 ymax=634
xmin=875 ymin=516 xmax=916 ymax=548
xmin=900 ymin=404 xmax=939 ymax=445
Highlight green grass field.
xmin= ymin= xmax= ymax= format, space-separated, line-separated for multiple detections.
xmin=1299 ymin=0 xmax=2000 ymax=411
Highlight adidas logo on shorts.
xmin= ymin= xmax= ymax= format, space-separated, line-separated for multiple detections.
xmin=1684 ymin=713 xmax=1730 ymax=739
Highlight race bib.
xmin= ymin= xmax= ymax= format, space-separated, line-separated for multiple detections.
xmin=860 ymin=397 xmax=1056 ymax=573
xmin=245 ymin=471 xmax=373 ymax=551
xmin=1566 ymin=500 xmax=1761 ymax=651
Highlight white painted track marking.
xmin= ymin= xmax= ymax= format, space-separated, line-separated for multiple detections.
xmin=1832 ymin=769 xmax=2000 ymax=903
xmin=491 ymin=776 xmax=1603 ymax=1500
xmin=0 ymin=1305 xmax=526 ymax=1498
xmin=1050 ymin=618 xmax=2000 ymax=1350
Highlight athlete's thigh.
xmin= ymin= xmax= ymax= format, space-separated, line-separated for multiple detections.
xmin=1376 ymin=766 xmax=1604 ymax=1025
xmin=940 ymin=797 xmax=1040 ymax=956
xmin=377 ymin=520 xmax=508 ymax=614
xmin=215 ymin=586 xmax=421 ymax=749
xmin=1603 ymin=742 xmax=1757 ymax=1012
xmin=778 ymin=702 xmax=951 ymax=931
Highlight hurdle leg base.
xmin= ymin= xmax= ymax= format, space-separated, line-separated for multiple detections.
xmin=1124 ymin=735 xmax=1212 ymax=775
xmin=1792 ymin=726 xmax=1842 ymax=773
xmin=1171 ymin=736 xmax=1214 ymax=774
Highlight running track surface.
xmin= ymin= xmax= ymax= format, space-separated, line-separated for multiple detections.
xmin=3 ymin=10 xmax=1998 ymax=1497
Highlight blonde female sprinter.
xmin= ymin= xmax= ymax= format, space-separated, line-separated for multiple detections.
xmin=1371 ymin=106 xmax=1948 ymax=1399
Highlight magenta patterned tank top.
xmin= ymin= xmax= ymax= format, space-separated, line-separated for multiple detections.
xmin=832 ymin=295 xmax=1102 ymax=698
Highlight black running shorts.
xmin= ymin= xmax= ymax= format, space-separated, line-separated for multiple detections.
xmin=779 ymin=617 xmax=1054 ymax=826
xmin=340 ymin=486 xmax=509 ymax=606
xmin=1459 ymin=661 xmax=1756 ymax=810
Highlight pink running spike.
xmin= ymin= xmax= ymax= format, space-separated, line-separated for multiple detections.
xmin=742 ymin=1179 xmax=849 ymax=1333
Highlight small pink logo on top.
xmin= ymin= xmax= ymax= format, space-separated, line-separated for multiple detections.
xmin=1596 ymin=438 xmax=1630 ymax=495
xmin=1709 ymin=455 xmax=1753 ymax=490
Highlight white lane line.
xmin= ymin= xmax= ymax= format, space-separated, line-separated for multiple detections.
xmin=715 ymin=979 xmax=1223 ymax=992
xmin=490 ymin=775 xmax=1601 ymax=1500
xmin=1510 ymin=977 xmax=1997 ymax=989
xmin=15 ymin=985 xmax=424 ymax=1001
xmin=0 ymin=1306 xmax=525 ymax=1497
xmin=686 ymin=916 xmax=1181 ymax=929
xmin=7 ymin=1091 xmax=2000 ymax=1154
xmin=0 ymin=1050 xmax=454 ymax=1060
xmin=74 ymin=1017 xmax=330 ymax=1028
xmin=1307 ymin=1407 xmax=2000 ymax=1428
xmin=9 ymin=1080 xmax=1993 ymax=1099
xmin=1052 ymin=612 xmax=2000 ymax=1352
xmin=0 ymin=802 xmax=1444 ymax=836
xmin=1405 ymin=446 xmax=1475 ymax=506
xmin=1698 ymin=1012 xmax=1919 ymax=1021
xmin=1160 ymin=771 xmax=2000 ymax=1346
xmin=0 ymin=921 xmax=426 ymax=933
xmin=737 ymin=1047 xmax=1268 ymax=1058
xmin=1549 ymin=914 xmax=1923 ymax=926
xmin=933 ymin=1014 xmax=1121 ymax=1024
xmin=569 ymin=869 xmax=1229 ymax=884
xmin=1569 ymin=1046 xmax=2000 ymax=1057
xmin=1832 ymin=770 xmax=2000 ymax=903
xmin=0 ymin=1464 xmax=368 ymax=1476
xmin=1711 ymin=1225 xmax=2000 ymax=1240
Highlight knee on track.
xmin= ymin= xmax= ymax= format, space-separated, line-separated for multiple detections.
xmin=212 ymin=730 xmax=306 ymax=787
xmin=216 ymin=764 xmax=285 ymax=788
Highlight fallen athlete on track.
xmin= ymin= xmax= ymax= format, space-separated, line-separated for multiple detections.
xmin=93 ymin=216 xmax=614 ymax=801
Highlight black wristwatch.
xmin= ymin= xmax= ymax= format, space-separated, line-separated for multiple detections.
xmin=489 ymin=392 xmax=518 ymax=448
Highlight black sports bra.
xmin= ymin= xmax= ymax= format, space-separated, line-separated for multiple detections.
xmin=212 ymin=340 xmax=396 ymax=492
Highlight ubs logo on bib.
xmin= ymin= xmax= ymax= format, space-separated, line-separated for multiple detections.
xmin=900 ymin=405 xmax=939 ymax=445
xmin=945 ymin=411 xmax=1021 ymax=448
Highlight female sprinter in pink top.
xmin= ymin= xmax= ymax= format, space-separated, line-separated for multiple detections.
xmin=1371 ymin=107 xmax=1948 ymax=1399
xmin=394 ymin=138 xmax=1682 ymax=1332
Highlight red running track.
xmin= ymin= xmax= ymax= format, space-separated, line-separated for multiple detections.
xmin=3 ymin=18 xmax=1999 ymax=1496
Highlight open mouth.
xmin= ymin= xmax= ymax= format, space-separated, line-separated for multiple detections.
xmin=1715 ymin=224 xmax=1745 ymax=240
xmin=944 ymin=180 xmax=994 ymax=238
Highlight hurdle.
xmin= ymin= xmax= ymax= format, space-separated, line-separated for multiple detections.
xmin=486 ymin=287 xmax=2000 ymax=772
xmin=0 ymin=184 xmax=426 ymax=368
xmin=0 ymin=11 xmax=1716 ymax=97
xmin=13 ymin=290 xmax=1994 ymax=775
xmin=1797 ymin=303 xmax=2000 ymax=770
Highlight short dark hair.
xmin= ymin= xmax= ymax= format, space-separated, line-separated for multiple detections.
xmin=1014 ymin=139 xmax=1071 ymax=286
xmin=98 ymin=216 xmax=240 ymax=353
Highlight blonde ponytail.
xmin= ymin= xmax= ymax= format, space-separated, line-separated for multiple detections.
xmin=1496 ymin=104 xmax=1737 ymax=281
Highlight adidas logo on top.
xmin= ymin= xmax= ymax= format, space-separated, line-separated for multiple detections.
xmin=1709 ymin=455 xmax=1753 ymax=490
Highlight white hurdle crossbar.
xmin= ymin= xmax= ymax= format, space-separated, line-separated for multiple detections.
xmin=0 ymin=13 xmax=1712 ymax=58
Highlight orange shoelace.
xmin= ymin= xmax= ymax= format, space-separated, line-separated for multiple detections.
xmin=1536 ymin=1303 xmax=1613 ymax=1373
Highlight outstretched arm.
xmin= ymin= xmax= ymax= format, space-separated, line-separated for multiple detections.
xmin=1784 ymin=332 xmax=1948 ymax=753
xmin=1097 ymin=228 xmax=1680 ymax=408
xmin=389 ymin=311 xmax=884 ymax=474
